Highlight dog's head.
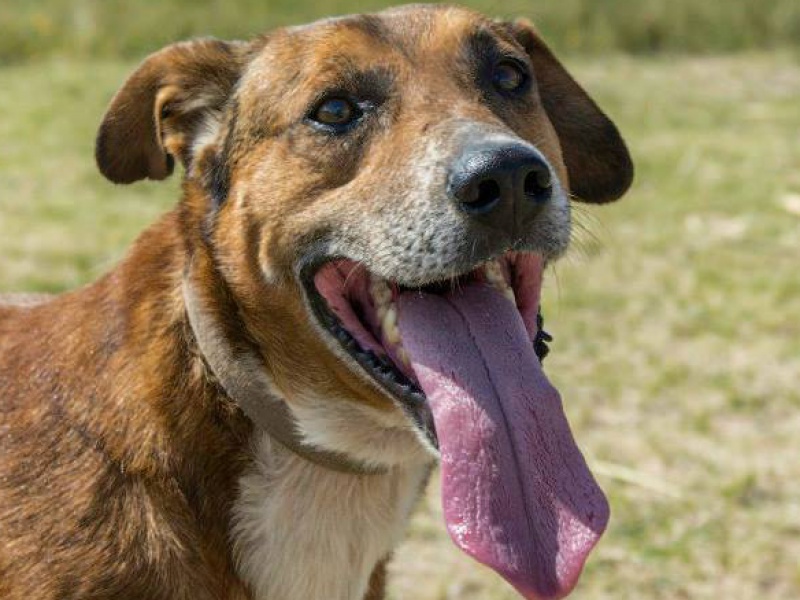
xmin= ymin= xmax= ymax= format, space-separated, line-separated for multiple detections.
xmin=96 ymin=5 xmax=632 ymax=598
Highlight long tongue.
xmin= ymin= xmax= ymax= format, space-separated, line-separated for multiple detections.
xmin=396 ymin=282 xmax=609 ymax=600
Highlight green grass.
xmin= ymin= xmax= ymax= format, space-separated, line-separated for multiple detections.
xmin=1 ymin=52 xmax=799 ymax=599
xmin=1 ymin=0 xmax=799 ymax=64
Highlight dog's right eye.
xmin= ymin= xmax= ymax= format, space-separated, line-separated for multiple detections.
xmin=308 ymin=97 xmax=362 ymax=130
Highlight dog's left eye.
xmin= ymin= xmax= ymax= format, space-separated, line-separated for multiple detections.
xmin=309 ymin=97 xmax=362 ymax=128
xmin=492 ymin=60 xmax=528 ymax=93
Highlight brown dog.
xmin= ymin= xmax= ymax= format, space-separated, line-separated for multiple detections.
xmin=0 ymin=5 xmax=632 ymax=599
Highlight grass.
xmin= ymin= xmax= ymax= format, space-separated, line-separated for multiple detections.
xmin=1 ymin=51 xmax=799 ymax=599
xmin=1 ymin=0 xmax=799 ymax=64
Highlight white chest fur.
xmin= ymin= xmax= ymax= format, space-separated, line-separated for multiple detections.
xmin=232 ymin=433 xmax=430 ymax=600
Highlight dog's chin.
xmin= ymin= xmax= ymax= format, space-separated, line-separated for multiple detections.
xmin=298 ymin=251 xmax=549 ymax=453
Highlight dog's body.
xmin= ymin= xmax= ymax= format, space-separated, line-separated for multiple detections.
xmin=0 ymin=240 xmax=417 ymax=600
xmin=0 ymin=5 xmax=632 ymax=599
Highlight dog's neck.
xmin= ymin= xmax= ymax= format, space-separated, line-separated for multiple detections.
xmin=182 ymin=247 xmax=386 ymax=475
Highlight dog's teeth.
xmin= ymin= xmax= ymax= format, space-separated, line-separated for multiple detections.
xmin=370 ymin=277 xmax=392 ymax=307
xmin=482 ymin=260 xmax=516 ymax=303
xmin=484 ymin=260 xmax=513 ymax=297
xmin=483 ymin=260 xmax=502 ymax=283
xmin=386 ymin=327 xmax=400 ymax=345
xmin=382 ymin=306 xmax=400 ymax=344
xmin=398 ymin=348 xmax=411 ymax=368
xmin=371 ymin=277 xmax=393 ymax=325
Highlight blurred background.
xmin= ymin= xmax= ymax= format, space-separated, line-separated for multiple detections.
xmin=1 ymin=0 xmax=799 ymax=60
xmin=1 ymin=1 xmax=799 ymax=599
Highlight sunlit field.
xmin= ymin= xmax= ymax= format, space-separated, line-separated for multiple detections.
xmin=1 ymin=14 xmax=798 ymax=600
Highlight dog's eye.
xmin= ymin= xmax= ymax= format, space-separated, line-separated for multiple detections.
xmin=310 ymin=98 xmax=360 ymax=128
xmin=492 ymin=60 xmax=528 ymax=93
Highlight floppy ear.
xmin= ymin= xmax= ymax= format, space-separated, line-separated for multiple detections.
xmin=506 ymin=19 xmax=633 ymax=203
xmin=96 ymin=39 xmax=246 ymax=184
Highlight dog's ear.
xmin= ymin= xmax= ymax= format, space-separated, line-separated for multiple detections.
xmin=96 ymin=39 xmax=247 ymax=184
xmin=505 ymin=19 xmax=633 ymax=203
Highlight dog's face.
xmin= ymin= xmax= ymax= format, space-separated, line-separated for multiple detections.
xmin=97 ymin=5 xmax=630 ymax=466
xmin=97 ymin=5 xmax=631 ymax=597
xmin=232 ymin=8 xmax=572 ymax=278
xmin=96 ymin=4 xmax=632 ymax=463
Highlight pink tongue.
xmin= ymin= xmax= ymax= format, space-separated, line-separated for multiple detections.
xmin=396 ymin=283 xmax=609 ymax=600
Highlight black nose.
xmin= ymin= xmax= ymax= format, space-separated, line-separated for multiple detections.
xmin=448 ymin=142 xmax=553 ymax=232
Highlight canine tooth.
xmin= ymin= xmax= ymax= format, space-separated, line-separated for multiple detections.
xmin=386 ymin=328 xmax=400 ymax=345
xmin=398 ymin=347 xmax=411 ymax=368
xmin=484 ymin=261 xmax=507 ymax=289
xmin=385 ymin=325 xmax=401 ymax=346
xmin=484 ymin=260 xmax=501 ymax=279
xmin=483 ymin=260 xmax=515 ymax=302
xmin=382 ymin=307 xmax=400 ymax=344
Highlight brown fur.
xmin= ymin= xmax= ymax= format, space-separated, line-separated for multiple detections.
xmin=0 ymin=5 xmax=631 ymax=599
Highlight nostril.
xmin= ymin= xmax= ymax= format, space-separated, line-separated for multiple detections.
xmin=477 ymin=180 xmax=501 ymax=206
xmin=462 ymin=179 xmax=502 ymax=214
xmin=523 ymin=167 xmax=553 ymax=203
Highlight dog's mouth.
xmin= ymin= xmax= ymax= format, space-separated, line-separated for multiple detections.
xmin=302 ymin=251 xmax=609 ymax=600
xmin=308 ymin=252 xmax=548 ymax=434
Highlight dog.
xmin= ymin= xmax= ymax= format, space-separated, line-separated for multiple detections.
xmin=0 ymin=5 xmax=632 ymax=599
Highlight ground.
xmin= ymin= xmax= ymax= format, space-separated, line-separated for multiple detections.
xmin=1 ymin=53 xmax=798 ymax=599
